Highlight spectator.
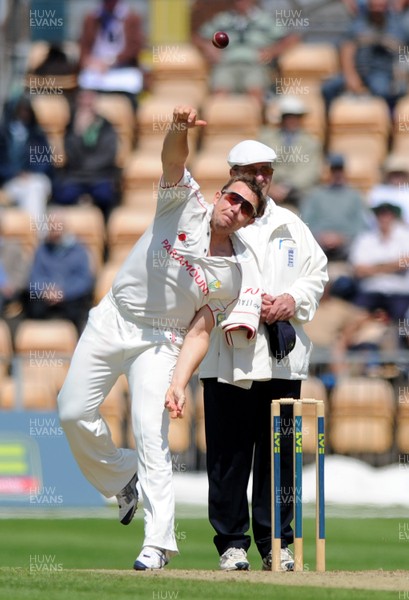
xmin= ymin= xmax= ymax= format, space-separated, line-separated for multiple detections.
xmin=367 ymin=154 xmax=409 ymax=224
xmin=78 ymin=0 xmax=145 ymax=109
xmin=300 ymin=154 xmax=369 ymax=260
xmin=349 ymin=201 xmax=409 ymax=323
xmin=52 ymin=89 xmax=119 ymax=222
xmin=321 ymin=0 xmax=407 ymax=113
xmin=0 ymin=93 xmax=53 ymax=227
xmin=258 ymin=96 xmax=323 ymax=210
xmin=24 ymin=207 xmax=95 ymax=334
xmin=193 ymin=0 xmax=299 ymax=106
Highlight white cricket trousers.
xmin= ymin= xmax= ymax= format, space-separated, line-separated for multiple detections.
xmin=58 ymin=293 xmax=180 ymax=553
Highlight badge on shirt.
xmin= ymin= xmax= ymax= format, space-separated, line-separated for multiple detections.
xmin=177 ymin=231 xmax=189 ymax=247
xmin=278 ymin=238 xmax=297 ymax=267
xmin=208 ymin=279 xmax=222 ymax=292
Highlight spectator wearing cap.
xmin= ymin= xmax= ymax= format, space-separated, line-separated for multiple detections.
xmin=300 ymin=153 xmax=369 ymax=260
xmin=196 ymin=138 xmax=328 ymax=572
xmin=349 ymin=201 xmax=409 ymax=322
xmin=367 ymin=155 xmax=409 ymax=224
xmin=258 ymin=96 xmax=323 ymax=210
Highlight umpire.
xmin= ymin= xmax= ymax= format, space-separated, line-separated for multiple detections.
xmin=199 ymin=140 xmax=328 ymax=571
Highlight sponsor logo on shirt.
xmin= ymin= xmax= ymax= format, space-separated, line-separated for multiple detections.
xmin=161 ymin=239 xmax=209 ymax=295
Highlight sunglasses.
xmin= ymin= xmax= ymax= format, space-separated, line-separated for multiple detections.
xmin=221 ymin=190 xmax=258 ymax=219
xmin=235 ymin=165 xmax=274 ymax=177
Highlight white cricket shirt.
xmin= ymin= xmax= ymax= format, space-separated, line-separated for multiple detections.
xmin=111 ymin=170 xmax=251 ymax=330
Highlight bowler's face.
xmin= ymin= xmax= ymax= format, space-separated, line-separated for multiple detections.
xmin=211 ymin=181 xmax=259 ymax=235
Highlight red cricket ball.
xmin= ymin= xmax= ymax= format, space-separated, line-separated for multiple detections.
xmin=212 ymin=31 xmax=229 ymax=49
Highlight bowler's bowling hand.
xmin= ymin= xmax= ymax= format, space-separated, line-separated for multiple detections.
xmin=172 ymin=106 xmax=207 ymax=129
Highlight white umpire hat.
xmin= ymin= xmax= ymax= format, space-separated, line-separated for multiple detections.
xmin=227 ymin=140 xmax=277 ymax=168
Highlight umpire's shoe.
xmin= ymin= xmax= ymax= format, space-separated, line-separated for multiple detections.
xmin=220 ymin=547 xmax=250 ymax=571
xmin=116 ymin=473 xmax=139 ymax=525
xmin=262 ymin=547 xmax=294 ymax=571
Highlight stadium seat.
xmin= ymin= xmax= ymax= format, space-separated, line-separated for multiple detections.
xmin=150 ymin=43 xmax=208 ymax=81
xmin=278 ymin=42 xmax=340 ymax=92
xmin=106 ymin=206 xmax=154 ymax=263
xmin=121 ymin=187 xmax=159 ymax=214
xmin=56 ymin=204 xmax=106 ymax=273
xmin=31 ymin=94 xmax=71 ymax=165
xmin=328 ymin=132 xmax=388 ymax=166
xmin=95 ymin=93 xmax=136 ymax=167
xmin=150 ymin=78 xmax=208 ymax=107
xmin=396 ymin=392 xmax=409 ymax=453
xmin=329 ymin=377 xmax=395 ymax=454
xmin=200 ymin=94 xmax=262 ymax=141
xmin=13 ymin=319 xmax=78 ymax=394
xmin=0 ymin=208 xmax=39 ymax=256
xmin=392 ymin=94 xmax=409 ymax=136
xmin=93 ymin=261 xmax=121 ymax=305
xmin=188 ymin=151 xmax=234 ymax=194
xmin=328 ymin=95 xmax=391 ymax=137
xmin=327 ymin=96 xmax=391 ymax=184
xmin=121 ymin=150 xmax=163 ymax=192
xmin=196 ymin=133 xmax=248 ymax=156
xmin=391 ymin=95 xmax=409 ymax=153
xmin=135 ymin=98 xmax=201 ymax=156
xmin=0 ymin=376 xmax=56 ymax=410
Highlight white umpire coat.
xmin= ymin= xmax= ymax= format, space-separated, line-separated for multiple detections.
xmin=200 ymin=198 xmax=329 ymax=386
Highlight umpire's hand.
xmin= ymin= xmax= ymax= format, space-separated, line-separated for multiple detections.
xmin=261 ymin=293 xmax=296 ymax=324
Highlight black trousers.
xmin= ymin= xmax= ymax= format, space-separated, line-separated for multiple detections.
xmin=203 ymin=378 xmax=301 ymax=559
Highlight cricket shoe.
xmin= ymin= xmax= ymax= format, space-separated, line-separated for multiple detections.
xmin=133 ymin=546 xmax=169 ymax=570
xmin=262 ymin=547 xmax=294 ymax=571
xmin=116 ymin=473 xmax=138 ymax=525
xmin=220 ymin=547 xmax=250 ymax=571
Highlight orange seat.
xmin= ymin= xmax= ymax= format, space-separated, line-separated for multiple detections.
xmin=329 ymin=377 xmax=395 ymax=454
xmin=0 ymin=376 xmax=56 ymax=410
xmin=106 ymin=206 xmax=153 ymax=263
xmin=95 ymin=93 xmax=136 ymax=167
xmin=278 ymin=43 xmax=340 ymax=92
xmin=13 ymin=319 xmax=78 ymax=394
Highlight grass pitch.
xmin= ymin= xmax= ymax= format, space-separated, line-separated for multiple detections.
xmin=0 ymin=516 xmax=407 ymax=600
